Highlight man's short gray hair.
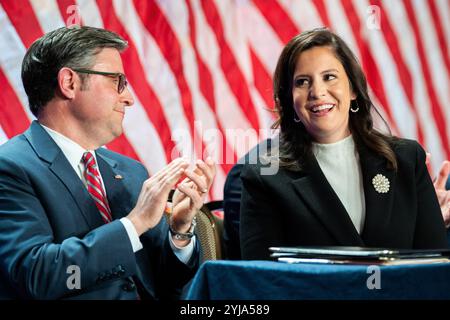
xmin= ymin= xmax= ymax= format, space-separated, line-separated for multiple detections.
xmin=21 ymin=26 xmax=128 ymax=117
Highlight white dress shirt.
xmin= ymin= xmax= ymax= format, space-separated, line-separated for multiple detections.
xmin=41 ymin=124 xmax=195 ymax=264
xmin=312 ymin=135 xmax=366 ymax=234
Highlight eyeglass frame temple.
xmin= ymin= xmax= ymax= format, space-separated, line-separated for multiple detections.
xmin=71 ymin=68 xmax=127 ymax=93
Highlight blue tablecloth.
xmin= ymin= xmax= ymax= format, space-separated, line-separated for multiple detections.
xmin=186 ymin=260 xmax=450 ymax=300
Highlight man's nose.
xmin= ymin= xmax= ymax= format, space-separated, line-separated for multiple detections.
xmin=121 ymin=86 xmax=134 ymax=107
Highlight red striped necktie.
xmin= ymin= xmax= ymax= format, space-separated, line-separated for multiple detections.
xmin=82 ymin=152 xmax=112 ymax=223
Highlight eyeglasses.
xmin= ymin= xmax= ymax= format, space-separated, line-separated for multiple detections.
xmin=72 ymin=68 xmax=128 ymax=94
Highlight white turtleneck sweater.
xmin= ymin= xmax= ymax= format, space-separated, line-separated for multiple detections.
xmin=312 ymin=135 xmax=366 ymax=234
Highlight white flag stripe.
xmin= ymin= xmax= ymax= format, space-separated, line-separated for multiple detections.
xmin=435 ymin=0 xmax=450 ymax=52
xmin=79 ymin=1 xmax=167 ymax=173
xmin=211 ymin=162 xmax=226 ymax=201
xmin=215 ymin=2 xmax=276 ymax=134
xmin=0 ymin=125 xmax=7 ymax=145
xmin=0 ymin=0 xmax=448 ymax=201
xmin=155 ymin=0 xmax=227 ymax=182
xmin=242 ymin=3 xmax=283 ymax=76
xmin=29 ymin=0 xmax=65 ymax=33
xmin=122 ymin=86 xmax=168 ymax=174
xmin=156 ymin=0 xmax=230 ymax=143
xmin=76 ymin=0 xmax=104 ymax=28
xmin=279 ymin=0 xmax=324 ymax=31
xmin=112 ymin=0 xmax=195 ymax=157
xmin=0 ymin=5 xmax=35 ymax=121
xmin=325 ymin=0 xmax=362 ymax=59
xmin=249 ymin=85 xmax=275 ymax=135
xmin=328 ymin=0 xmax=402 ymax=133
xmin=190 ymin=0 xmax=254 ymax=137
xmin=353 ymin=0 xmax=417 ymax=139
xmin=213 ymin=0 xmax=253 ymax=85
xmin=383 ymin=0 xmax=445 ymax=168
xmin=413 ymin=0 xmax=450 ymax=125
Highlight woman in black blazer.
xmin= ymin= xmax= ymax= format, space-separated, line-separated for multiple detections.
xmin=240 ymin=28 xmax=448 ymax=260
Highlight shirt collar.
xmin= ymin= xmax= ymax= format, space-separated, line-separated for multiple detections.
xmin=40 ymin=124 xmax=94 ymax=172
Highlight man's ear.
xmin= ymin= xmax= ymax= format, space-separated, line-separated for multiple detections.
xmin=57 ymin=67 xmax=77 ymax=99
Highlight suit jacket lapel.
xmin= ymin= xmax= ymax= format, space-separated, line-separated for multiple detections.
xmin=358 ymin=144 xmax=396 ymax=245
xmin=49 ymin=153 xmax=105 ymax=227
xmin=291 ymin=157 xmax=365 ymax=246
xmin=25 ymin=121 xmax=104 ymax=228
xmin=96 ymin=152 xmax=155 ymax=296
xmin=96 ymin=151 xmax=132 ymax=220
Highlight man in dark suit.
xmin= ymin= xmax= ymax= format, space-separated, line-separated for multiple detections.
xmin=0 ymin=26 xmax=215 ymax=299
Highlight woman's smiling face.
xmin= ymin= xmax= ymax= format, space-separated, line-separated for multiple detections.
xmin=292 ymin=46 xmax=356 ymax=144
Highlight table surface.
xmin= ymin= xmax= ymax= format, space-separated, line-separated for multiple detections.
xmin=186 ymin=259 xmax=450 ymax=300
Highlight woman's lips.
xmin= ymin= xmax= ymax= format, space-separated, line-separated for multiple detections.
xmin=309 ymin=103 xmax=335 ymax=116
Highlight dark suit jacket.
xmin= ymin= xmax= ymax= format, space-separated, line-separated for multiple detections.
xmin=223 ymin=138 xmax=273 ymax=260
xmin=0 ymin=121 xmax=198 ymax=299
xmin=240 ymin=138 xmax=448 ymax=260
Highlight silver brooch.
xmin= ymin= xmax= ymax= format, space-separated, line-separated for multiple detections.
xmin=372 ymin=174 xmax=390 ymax=193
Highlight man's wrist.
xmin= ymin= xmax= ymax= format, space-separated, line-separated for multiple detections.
xmin=169 ymin=216 xmax=197 ymax=240
xmin=127 ymin=214 xmax=149 ymax=236
xmin=120 ymin=217 xmax=144 ymax=252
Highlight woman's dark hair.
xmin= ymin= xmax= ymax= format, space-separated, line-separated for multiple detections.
xmin=21 ymin=26 xmax=128 ymax=117
xmin=272 ymin=28 xmax=398 ymax=171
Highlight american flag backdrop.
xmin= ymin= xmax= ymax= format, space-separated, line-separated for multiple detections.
xmin=0 ymin=0 xmax=448 ymax=201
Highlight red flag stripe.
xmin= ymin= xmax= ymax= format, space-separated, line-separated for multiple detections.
xmin=404 ymin=0 xmax=450 ymax=158
xmin=132 ymin=0 xmax=200 ymax=152
xmin=249 ymin=47 xmax=274 ymax=113
xmin=56 ymin=0 xmax=77 ymax=26
xmin=252 ymin=0 xmax=299 ymax=44
xmin=312 ymin=0 xmax=332 ymax=27
xmin=95 ymin=0 xmax=175 ymax=163
xmin=0 ymin=0 xmax=448 ymax=199
xmin=0 ymin=0 xmax=43 ymax=48
xmin=369 ymin=0 xmax=424 ymax=145
xmin=2 ymin=0 xmax=142 ymax=163
xmin=0 ymin=69 xmax=30 ymax=137
xmin=340 ymin=0 xmax=399 ymax=134
xmin=106 ymin=134 xmax=142 ymax=164
xmin=428 ymin=0 xmax=450 ymax=76
xmin=135 ymin=2 xmax=192 ymax=123
xmin=116 ymin=0 xmax=218 ymax=197
xmin=131 ymin=0 xmax=221 ymax=201
xmin=185 ymin=0 xmax=235 ymax=171
xmin=200 ymin=0 xmax=261 ymax=132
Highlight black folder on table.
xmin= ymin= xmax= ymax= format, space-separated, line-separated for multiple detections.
xmin=269 ymin=246 xmax=450 ymax=265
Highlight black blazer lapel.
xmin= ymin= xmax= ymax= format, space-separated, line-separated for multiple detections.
xmin=358 ymin=144 xmax=396 ymax=246
xmin=291 ymin=157 xmax=365 ymax=246
xmin=25 ymin=121 xmax=104 ymax=228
